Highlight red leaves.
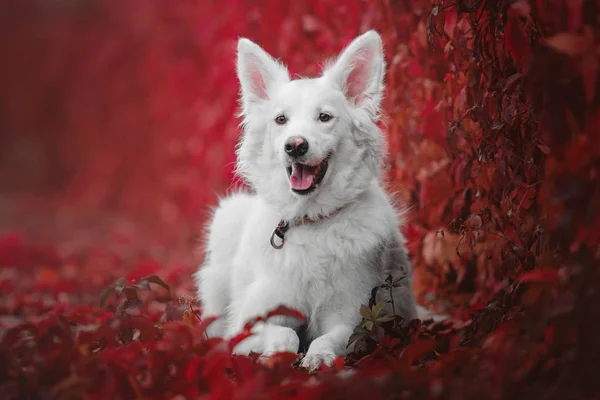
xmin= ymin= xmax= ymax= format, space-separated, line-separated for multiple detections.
xmin=516 ymin=269 xmax=561 ymax=307
xmin=100 ymin=274 xmax=171 ymax=318
xmin=420 ymin=100 xmax=447 ymax=146
xmin=196 ymin=316 xmax=220 ymax=338
xmin=137 ymin=275 xmax=171 ymax=293
xmin=265 ymin=305 xmax=308 ymax=324
xmin=1 ymin=316 xmax=76 ymax=394
xmin=517 ymin=269 xmax=560 ymax=284
xmin=543 ymin=28 xmax=594 ymax=57
xmin=505 ymin=5 xmax=532 ymax=70
xmin=542 ymin=26 xmax=597 ymax=101
xmin=444 ymin=6 xmax=458 ymax=39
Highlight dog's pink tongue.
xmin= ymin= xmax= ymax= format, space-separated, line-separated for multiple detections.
xmin=290 ymin=163 xmax=314 ymax=190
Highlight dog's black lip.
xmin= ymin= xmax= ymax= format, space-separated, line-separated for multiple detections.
xmin=287 ymin=153 xmax=331 ymax=195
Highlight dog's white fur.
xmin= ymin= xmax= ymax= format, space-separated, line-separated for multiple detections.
xmin=195 ymin=31 xmax=420 ymax=371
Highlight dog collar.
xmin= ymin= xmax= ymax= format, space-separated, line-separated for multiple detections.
xmin=270 ymin=209 xmax=342 ymax=249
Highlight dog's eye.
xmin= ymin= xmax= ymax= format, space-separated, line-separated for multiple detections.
xmin=318 ymin=113 xmax=332 ymax=122
xmin=275 ymin=115 xmax=287 ymax=125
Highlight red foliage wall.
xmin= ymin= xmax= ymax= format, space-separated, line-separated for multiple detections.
xmin=1 ymin=0 xmax=599 ymax=398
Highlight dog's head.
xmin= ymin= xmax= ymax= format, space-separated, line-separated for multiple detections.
xmin=235 ymin=31 xmax=386 ymax=218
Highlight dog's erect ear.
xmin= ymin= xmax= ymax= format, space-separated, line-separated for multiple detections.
xmin=237 ymin=38 xmax=290 ymax=113
xmin=323 ymin=30 xmax=385 ymax=114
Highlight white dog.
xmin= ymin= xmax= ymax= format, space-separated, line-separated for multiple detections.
xmin=195 ymin=30 xmax=420 ymax=371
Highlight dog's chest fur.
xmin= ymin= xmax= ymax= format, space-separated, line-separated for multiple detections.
xmin=230 ymin=188 xmax=394 ymax=333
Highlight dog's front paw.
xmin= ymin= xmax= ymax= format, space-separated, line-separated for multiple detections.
xmin=300 ymin=352 xmax=336 ymax=372
xmin=262 ymin=326 xmax=300 ymax=356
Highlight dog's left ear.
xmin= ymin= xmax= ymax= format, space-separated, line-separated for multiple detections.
xmin=237 ymin=38 xmax=290 ymax=115
xmin=323 ymin=30 xmax=385 ymax=115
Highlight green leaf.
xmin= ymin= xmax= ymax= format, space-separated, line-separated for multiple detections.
xmin=359 ymin=304 xmax=372 ymax=319
xmin=352 ymin=325 xmax=369 ymax=335
xmin=348 ymin=333 xmax=364 ymax=346
xmin=376 ymin=314 xmax=394 ymax=323
xmin=135 ymin=279 xmax=151 ymax=292
xmin=371 ymin=302 xmax=385 ymax=319
xmin=142 ymin=275 xmax=171 ymax=292
xmin=114 ymin=278 xmax=127 ymax=297
xmin=347 ymin=326 xmax=369 ymax=346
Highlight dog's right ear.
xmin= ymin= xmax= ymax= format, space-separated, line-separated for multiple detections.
xmin=237 ymin=38 xmax=290 ymax=114
xmin=322 ymin=31 xmax=385 ymax=117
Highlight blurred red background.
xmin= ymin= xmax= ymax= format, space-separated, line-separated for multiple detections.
xmin=1 ymin=1 xmax=242 ymax=245
xmin=0 ymin=1 xmax=383 ymax=249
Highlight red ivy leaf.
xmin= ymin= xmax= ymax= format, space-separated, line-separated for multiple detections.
xmin=90 ymin=319 xmax=119 ymax=348
xmin=505 ymin=8 xmax=531 ymax=69
xmin=0 ymin=322 xmax=37 ymax=347
xmin=262 ymin=351 xmax=299 ymax=369
xmin=196 ymin=315 xmax=219 ymax=339
xmin=266 ymin=305 xmax=307 ymax=323
xmin=230 ymin=353 xmax=260 ymax=382
xmin=542 ymin=27 xmax=593 ymax=57
xmin=120 ymin=316 xmax=159 ymax=343
xmin=228 ymin=332 xmax=255 ymax=353
xmin=161 ymin=321 xmax=194 ymax=349
xmin=444 ymin=5 xmax=458 ymax=39
xmin=333 ymin=355 xmax=346 ymax=370
xmin=517 ymin=269 xmax=560 ymax=284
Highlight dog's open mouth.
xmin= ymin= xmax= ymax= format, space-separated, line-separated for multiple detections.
xmin=286 ymin=155 xmax=330 ymax=195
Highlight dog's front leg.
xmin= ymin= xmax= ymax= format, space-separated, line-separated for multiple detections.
xmin=228 ymin=282 xmax=301 ymax=357
xmin=300 ymin=324 xmax=353 ymax=371
xmin=232 ymin=321 xmax=301 ymax=358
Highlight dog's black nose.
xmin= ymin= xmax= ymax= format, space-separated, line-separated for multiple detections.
xmin=284 ymin=136 xmax=309 ymax=158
